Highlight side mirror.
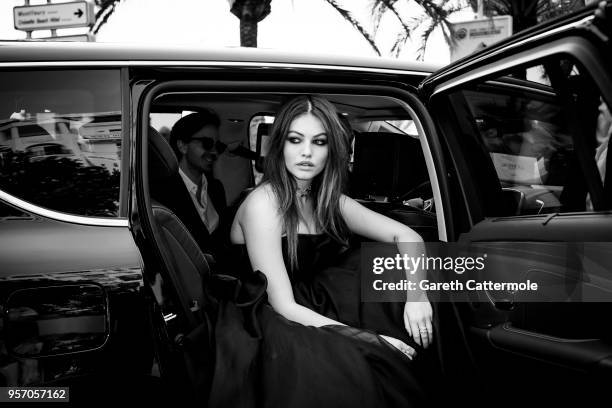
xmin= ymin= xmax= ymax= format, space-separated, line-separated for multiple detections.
xmin=5 ymin=284 xmax=109 ymax=358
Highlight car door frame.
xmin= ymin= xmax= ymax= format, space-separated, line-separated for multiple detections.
xmin=417 ymin=3 xmax=612 ymax=404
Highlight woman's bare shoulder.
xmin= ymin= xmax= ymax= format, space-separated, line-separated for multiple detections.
xmin=231 ymin=184 xmax=280 ymax=243
xmin=235 ymin=184 xmax=280 ymax=224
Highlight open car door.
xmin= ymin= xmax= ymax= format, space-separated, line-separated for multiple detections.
xmin=419 ymin=2 xmax=612 ymax=406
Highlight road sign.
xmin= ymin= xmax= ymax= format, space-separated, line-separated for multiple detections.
xmin=14 ymin=1 xmax=94 ymax=31
xmin=450 ymin=15 xmax=513 ymax=62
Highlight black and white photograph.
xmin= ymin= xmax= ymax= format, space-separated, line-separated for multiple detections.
xmin=0 ymin=0 xmax=611 ymax=406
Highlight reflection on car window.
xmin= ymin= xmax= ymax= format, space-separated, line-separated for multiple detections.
xmin=453 ymin=57 xmax=606 ymax=215
xmin=0 ymin=70 xmax=122 ymax=217
xmin=354 ymin=119 xmax=417 ymax=136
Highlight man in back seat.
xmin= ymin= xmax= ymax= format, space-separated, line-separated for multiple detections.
xmin=170 ymin=110 xmax=228 ymax=236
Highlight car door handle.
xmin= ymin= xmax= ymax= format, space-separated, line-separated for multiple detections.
xmin=473 ymin=323 xmax=612 ymax=371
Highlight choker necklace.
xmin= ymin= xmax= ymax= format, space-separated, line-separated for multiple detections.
xmin=296 ymin=185 xmax=312 ymax=198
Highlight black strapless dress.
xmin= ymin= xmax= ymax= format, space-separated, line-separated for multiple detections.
xmin=207 ymin=234 xmax=428 ymax=408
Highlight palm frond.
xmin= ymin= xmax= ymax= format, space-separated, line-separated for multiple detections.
xmin=378 ymin=0 xmax=411 ymax=41
xmin=415 ymin=18 xmax=438 ymax=60
xmin=324 ymin=0 xmax=381 ymax=56
xmin=411 ymin=1 xmax=461 ymax=59
xmin=91 ymin=0 xmax=120 ymax=34
xmin=390 ymin=31 xmax=410 ymax=58
xmin=369 ymin=0 xmax=388 ymax=34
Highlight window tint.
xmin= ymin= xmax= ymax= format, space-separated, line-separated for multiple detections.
xmin=249 ymin=115 xmax=274 ymax=185
xmin=0 ymin=70 xmax=122 ymax=217
xmin=450 ymin=57 xmax=608 ymax=216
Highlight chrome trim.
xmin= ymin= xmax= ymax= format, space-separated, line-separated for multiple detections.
xmin=0 ymin=189 xmax=128 ymax=227
xmin=0 ymin=60 xmax=431 ymax=77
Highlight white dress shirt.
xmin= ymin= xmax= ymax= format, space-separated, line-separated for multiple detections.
xmin=179 ymin=168 xmax=220 ymax=233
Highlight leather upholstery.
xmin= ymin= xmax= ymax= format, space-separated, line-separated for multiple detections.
xmin=151 ymin=202 xmax=212 ymax=327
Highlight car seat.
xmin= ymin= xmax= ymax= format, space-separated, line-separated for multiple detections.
xmin=147 ymin=127 xmax=224 ymax=403
xmin=350 ymin=131 xmax=429 ymax=201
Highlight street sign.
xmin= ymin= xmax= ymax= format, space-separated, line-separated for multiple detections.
xmin=14 ymin=1 xmax=94 ymax=31
xmin=40 ymin=33 xmax=95 ymax=42
xmin=450 ymin=15 xmax=513 ymax=62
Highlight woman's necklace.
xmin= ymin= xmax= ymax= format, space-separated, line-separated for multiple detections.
xmin=296 ymin=185 xmax=312 ymax=198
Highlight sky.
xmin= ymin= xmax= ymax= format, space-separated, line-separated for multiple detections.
xmin=1 ymin=0 xmax=474 ymax=64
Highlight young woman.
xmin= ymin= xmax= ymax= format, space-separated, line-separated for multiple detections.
xmin=210 ymin=95 xmax=433 ymax=408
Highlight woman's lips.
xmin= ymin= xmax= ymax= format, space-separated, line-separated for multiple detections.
xmin=296 ymin=161 xmax=314 ymax=167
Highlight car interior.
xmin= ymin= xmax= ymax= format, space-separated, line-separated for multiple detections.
xmin=149 ymin=92 xmax=439 ymax=243
xmin=141 ymin=91 xmax=442 ymax=401
xmin=141 ymin=76 xmax=612 ymax=405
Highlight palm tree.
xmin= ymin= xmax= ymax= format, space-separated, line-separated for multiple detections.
xmin=91 ymin=0 xmax=273 ymax=47
xmin=228 ymin=0 xmax=272 ymax=47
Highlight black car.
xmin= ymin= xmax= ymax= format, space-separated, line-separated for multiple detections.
xmin=0 ymin=2 xmax=611 ymax=406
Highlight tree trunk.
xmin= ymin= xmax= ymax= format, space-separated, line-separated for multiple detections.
xmin=240 ymin=19 xmax=258 ymax=47
xmin=510 ymin=0 xmax=538 ymax=33
xmin=229 ymin=0 xmax=271 ymax=48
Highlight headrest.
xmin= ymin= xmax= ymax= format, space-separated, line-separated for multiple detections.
xmin=351 ymin=131 xmax=426 ymax=199
xmin=148 ymin=126 xmax=179 ymax=184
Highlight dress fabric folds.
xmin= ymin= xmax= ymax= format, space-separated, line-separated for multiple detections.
xmin=208 ymin=234 xmax=427 ymax=408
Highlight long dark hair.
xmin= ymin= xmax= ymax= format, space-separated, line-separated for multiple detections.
xmin=263 ymin=95 xmax=351 ymax=271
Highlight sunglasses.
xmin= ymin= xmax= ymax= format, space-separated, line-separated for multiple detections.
xmin=189 ymin=137 xmax=227 ymax=153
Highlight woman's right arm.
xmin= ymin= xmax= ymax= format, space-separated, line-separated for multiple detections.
xmin=238 ymin=187 xmax=343 ymax=327
xmin=238 ymin=188 xmax=415 ymax=358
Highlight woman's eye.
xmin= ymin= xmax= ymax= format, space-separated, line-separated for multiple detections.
xmin=287 ymin=137 xmax=301 ymax=144
xmin=313 ymin=139 xmax=328 ymax=146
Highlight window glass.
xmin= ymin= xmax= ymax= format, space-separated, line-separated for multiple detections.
xmin=453 ymin=57 xmax=607 ymax=215
xmin=150 ymin=111 xmax=196 ymax=142
xmin=249 ymin=115 xmax=274 ymax=185
xmin=354 ymin=119 xmax=418 ymax=136
xmin=0 ymin=70 xmax=122 ymax=217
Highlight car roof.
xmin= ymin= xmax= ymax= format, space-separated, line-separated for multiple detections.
xmin=0 ymin=41 xmax=441 ymax=74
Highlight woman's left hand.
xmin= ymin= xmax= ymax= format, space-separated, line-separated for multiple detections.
xmin=403 ymin=301 xmax=433 ymax=348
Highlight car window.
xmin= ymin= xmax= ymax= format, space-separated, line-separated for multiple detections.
xmin=249 ymin=114 xmax=274 ymax=185
xmin=447 ymin=56 xmax=607 ymax=216
xmin=354 ymin=119 xmax=418 ymax=136
xmin=0 ymin=70 xmax=122 ymax=217
xmin=150 ymin=111 xmax=197 ymax=141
